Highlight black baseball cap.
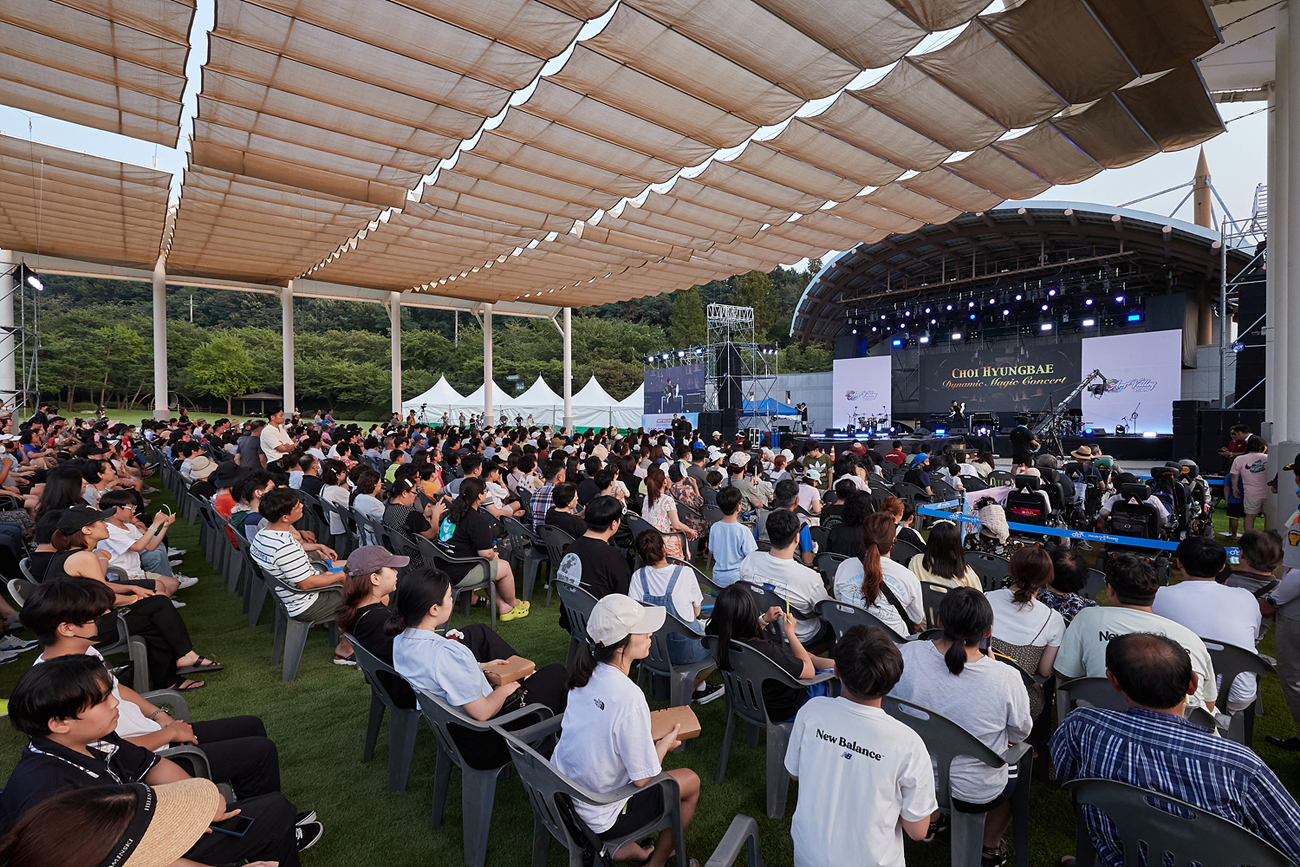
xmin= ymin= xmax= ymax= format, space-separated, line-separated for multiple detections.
xmin=56 ymin=506 xmax=115 ymax=535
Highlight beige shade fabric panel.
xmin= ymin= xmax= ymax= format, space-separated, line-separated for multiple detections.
xmin=0 ymin=0 xmax=192 ymax=147
xmin=0 ymin=133 xmax=170 ymax=267
xmin=747 ymin=0 xmax=927 ymax=69
xmin=166 ymin=168 xmax=381 ymax=282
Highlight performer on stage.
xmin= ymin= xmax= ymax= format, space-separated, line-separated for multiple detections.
xmin=1008 ymin=416 xmax=1040 ymax=467
xmin=949 ymin=400 xmax=966 ymax=428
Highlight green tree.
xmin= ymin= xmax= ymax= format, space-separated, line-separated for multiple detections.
xmin=90 ymin=324 xmax=148 ymax=407
xmin=728 ymin=271 xmax=779 ymax=341
xmin=188 ymin=336 xmax=258 ymax=415
xmin=667 ymin=287 xmax=707 ymax=349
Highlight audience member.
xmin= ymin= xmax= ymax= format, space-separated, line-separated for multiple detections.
xmin=908 ymin=521 xmax=980 ymax=592
xmin=709 ymin=486 xmax=756 ymax=589
xmin=825 ymin=490 xmax=872 ymax=558
xmin=1054 ymin=554 xmax=1217 ymax=712
xmin=891 ymin=588 xmax=1032 ymax=866
xmin=1039 ymin=547 xmax=1099 ymax=625
xmin=1228 ymin=529 xmax=1283 ymax=600
xmin=786 ymin=625 xmax=934 ymax=867
xmin=551 ymin=594 xmax=699 ymax=867
xmin=1052 ymin=633 xmax=1300 ymax=866
xmin=738 ymin=509 xmax=829 ymax=645
xmin=437 ymin=478 xmax=526 ymax=622
xmin=832 ymin=512 xmax=923 ymax=638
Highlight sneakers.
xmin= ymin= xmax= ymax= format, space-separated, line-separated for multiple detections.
xmin=169 ymin=558 xmax=185 ymax=567
xmin=174 ymin=575 xmax=199 ymax=590
xmin=295 ymin=810 xmax=317 ymax=826
xmin=692 ymin=683 xmax=725 ymax=705
xmin=295 ymin=820 xmax=324 ymax=852
xmin=171 ymin=600 xmax=186 ymax=608
xmin=0 ymin=649 xmax=18 ymax=665
xmin=921 ymin=812 xmax=949 ymax=843
xmin=167 ymin=547 xmax=187 ymax=557
xmin=333 ymin=653 xmax=357 ymax=666
xmin=498 ymin=602 xmax=530 ymax=622
xmin=0 ymin=636 xmax=38 ymax=653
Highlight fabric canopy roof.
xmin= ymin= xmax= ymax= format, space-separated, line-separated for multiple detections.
xmin=2 ymin=0 xmax=1226 ymax=308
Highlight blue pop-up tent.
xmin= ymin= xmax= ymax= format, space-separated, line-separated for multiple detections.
xmin=740 ymin=398 xmax=798 ymax=416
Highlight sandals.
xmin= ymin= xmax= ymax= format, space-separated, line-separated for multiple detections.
xmin=168 ymin=678 xmax=205 ymax=691
xmin=176 ymin=656 xmax=224 ymax=675
xmin=498 ymin=603 xmax=530 ymax=622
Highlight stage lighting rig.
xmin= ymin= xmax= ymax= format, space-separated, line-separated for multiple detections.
xmin=14 ymin=265 xmax=42 ymax=292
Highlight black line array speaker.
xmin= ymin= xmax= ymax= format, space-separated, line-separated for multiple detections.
xmin=1197 ymin=408 xmax=1264 ymax=473
xmin=716 ymin=345 xmax=744 ymax=439
xmin=1234 ymin=273 xmax=1266 ymax=409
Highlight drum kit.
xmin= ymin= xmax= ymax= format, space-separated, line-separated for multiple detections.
xmin=849 ymin=406 xmax=891 ymax=436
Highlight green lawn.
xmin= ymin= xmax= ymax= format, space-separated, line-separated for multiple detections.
xmin=0 ymin=495 xmax=1296 ymax=867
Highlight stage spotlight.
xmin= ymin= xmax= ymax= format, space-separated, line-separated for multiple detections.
xmin=1126 ymin=311 xmax=1143 ymax=322
xmin=918 ymin=335 xmax=930 ymax=344
xmin=934 ymin=427 xmax=946 ymax=436
xmin=946 ymin=304 xmax=953 ymax=311
xmin=1083 ymin=427 xmax=1093 ymax=435
xmin=1085 ymin=298 xmax=1094 ymax=306
xmin=968 ymin=301 xmax=975 ymax=308
xmin=693 ymin=347 xmax=704 ymax=356
xmin=676 ymin=350 xmax=686 ymax=358
xmin=1040 ymin=323 xmax=1053 ymax=331
xmin=930 ymin=318 xmax=937 ymax=325
xmin=880 ymin=314 xmax=887 ymax=320
xmin=1142 ymin=431 xmax=1157 ymax=438
xmin=969 ymin=313 xmax=976 ymax=320
xmin=1082 ymin=318 xmax=1096 ymax=327
xmin=988 ymin=298 xmax=996 ymax=304
xmin=1002 ymin=309 xmax=1010 ymax=316
xmin=1115 ymin=294 xmax=1125 ymax=303
xmin=871 ymin=326 xmax=878 ymax=332
xmin=951 ymin=332 xmax=962 ymax=341
xmin=891 ymin=338 xmax=904 ymax=348
xmin=904 ymin=310 xmax=911 ymax=317
xmin=1041 ymin=304 xmax=1049 ymax=311
xmin=1015 ymin=293 xmax=1023 ymax=301
xmin=1232 ymin=340 xmax=1245 ymax=353
xmin=1048 ymin=289 xmax=1057 ymax=296
xmin=851 ymin=328 xmax=858 ymax=334
xmin=15 ymin=264 xmax=42 ymax=292
xmin=661 ymin=353 xmax=670 ymax=360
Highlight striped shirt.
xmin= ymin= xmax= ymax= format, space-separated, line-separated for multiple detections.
xmin=250 ymin=528 xmax=319 ymax=617
xmin=1050 ymin=706 xmax=1300 ymax=866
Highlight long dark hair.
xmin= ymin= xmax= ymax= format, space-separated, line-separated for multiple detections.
xmin=321 ymin=459 xmax=347 ymax=487
xmin=937 ymin=587 xmax=992 ymax=675
xmin=1008 ymin=546 xmax=1054 ymax=605
xmin=36 ymin=466 xmax=86 ymax=517
xmin=703 ymin=584 xmax=763 ymax=672
xmin=0 ymin=784 xmax=139 ymax=867
xmin=859 ymin=512 xmax=896 ymax=607
xmin=448 ymin=477 xmax=486 ymax=524
xmin=921 ymin=521 xmax=966 ymax=581
xmin=386 ymin=567 xmax=453 ymax=636
xmin=645 ymin=466 xmax=666 ymax=510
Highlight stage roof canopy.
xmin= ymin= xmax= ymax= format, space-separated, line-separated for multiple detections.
xmin=0 ymin=0 xmax=1241 ymax=310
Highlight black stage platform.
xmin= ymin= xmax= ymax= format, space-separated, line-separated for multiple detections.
xmin=791 ymin=432 xmax=1174 ymax=463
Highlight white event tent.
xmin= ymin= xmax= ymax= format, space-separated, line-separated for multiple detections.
xmin=401 ymin=376 xmax=465 ymax=422
xmin=401 ymin=375 xmax=641 ymax=428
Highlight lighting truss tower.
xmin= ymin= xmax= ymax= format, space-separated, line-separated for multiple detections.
xmin=0 ymin=270 xmax=40 ymax=414
xmin=1218 ymin=187 xmax=1267 ymax=408
xmin=705 ymin=303 xmax=777 ymax=443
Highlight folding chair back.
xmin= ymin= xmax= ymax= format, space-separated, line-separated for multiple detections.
xmin=537 ymin=524 xmax=576 ymax=608
xmin=813 ymin=551 xmax=848 ymax=589
xmin=891 ymin=537 xmax=923 ymax=565
xmin=346 ymin=635 xmax=419 ymax=793
xmin=1201 ymin=638 xmax=1274 ymax=746
xmin=1056 ymin=676 xmax=1127 ymax=724
xmin=639 ymin=608 xmax=714 ymax=708
xmin=415 ymin=535 xmax=497 ymax=626
xmin=919 ymin=580 xmax=951 ymax=630
xmin=1063 ymin=778 xmax=1293 ymax=867
xmin=964 ymin=552 xmax=1012 ymax=591
xmin=502 ymin=515 xmax=547 ymax=603
xmin=556 ymin=581 xmax=599 ymax=666
xmin=817 ymin=599 xmax=905 ymax=644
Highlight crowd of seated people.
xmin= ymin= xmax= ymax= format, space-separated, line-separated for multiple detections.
xmin=6 ymin=403 xmax=1300 ymax=867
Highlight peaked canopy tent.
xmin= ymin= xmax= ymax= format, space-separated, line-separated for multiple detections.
xmin=400 ymin=375 xmax=465 ymax=421
xmin=0 ymin=0 xmax=1274 ymax=432
xmin=571 ymin=376 xmax=623 ymax=428
xmin=454 ymin=381 xmax=517 ymax=419
xmin=510 ymin=375 xmax=565 ymax=425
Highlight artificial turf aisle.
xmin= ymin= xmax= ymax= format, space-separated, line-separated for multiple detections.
xmin=0 ymin=490 xmax=1296 ymax=866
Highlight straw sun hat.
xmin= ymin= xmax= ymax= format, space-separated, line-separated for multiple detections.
xmin=109 ymin=778 xmax=223 ymax=867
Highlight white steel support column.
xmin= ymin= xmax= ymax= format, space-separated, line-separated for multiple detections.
xmin=152 ymin=259 xmax=168 ymax=420
xmin=282 ymin=282 xmax=295 ymax=415
xmin=483 ymin=303 xmax=493 ymax=421
xmin=563 ymin=307 xmax=573 ymax=431
xmin=0 ymin=250 xmax=14 ymax=411
xmin=1288 ymin=0 xmax=1300 ymax=439
xmin=389 ymin=293 xmax=402 ymax=414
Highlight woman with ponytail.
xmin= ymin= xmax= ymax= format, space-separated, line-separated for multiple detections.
xmin=438 ymin=477 xmax=527 ymax=621
xmin=986 ymin=547 xmax=1065 ymax=679
xmin=553 ymin=594 xmax=700 ymax=867
xmin=832 ymin=512 xmax=924 ymax=638
xmin=391 ymin=567 xmax=566 ymax=767
xmin=891 ymin=587 xmax=1031 ymax=866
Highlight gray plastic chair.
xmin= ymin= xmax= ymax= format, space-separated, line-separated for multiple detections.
xmin=257 ymin=562 xmax=342 ymax=681
xmin=918 ymin=580 xmax=951 ymax=630
xmin=322 ymin=501 xmax=360 ymax=556
xmin=625 ymin=511 xmax=691 ymax=564
xmin=1063 ymin=777 xmax=1294 ymax=867
xmin=702 ymin=636 xmax=837 ymax=819
xmin=415 ymin=688 xmax=553 ymax=867
xmin=146 ymin=687 xmax=234 ymax=804
xmin=817 ymin=598 xmax=907 ymax=644
xmin=703 ymin=815 xmax=766 ymax=867
xmin=93 ymin=610 xmax=151 ymax=694
xmin=807 ymin=523 xmax=830 ymax=552
xmin=813 ymin=550 xmax=848 ymax=589
xmin=882 ymin=696 xmax=1032 ymax=867
xmin=892 ymin=537 xmax=923 ymax=565
xmin=964 ymin=551 xmax=1012 ymax=591
xmin=6 ymin=576 xmax=33 ymax=607
xmin=538 ymin=524 xmax=576 ymax=608
xmin=501 ymin=716 xmax=687 ymax=867
xmin=501 ymin=515 xmax=547 ymax=602
xmin=637 ymin=608 xmax=715 ymax=708
xmin=556 ymin=582 xmax=599 ymax=668
xmin=1201 ymin=638 xmax=1275 ymax=746
xmin=666 ymin=556 xmax=722 ymax=597
xmin=416 ymin=536 xmax=497 ymax=627
xmin=347 ymin=635 xmax=420 ymax=793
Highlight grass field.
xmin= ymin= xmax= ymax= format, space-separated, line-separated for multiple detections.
xmin=0 ymin=492 xmax=1296 ymax=867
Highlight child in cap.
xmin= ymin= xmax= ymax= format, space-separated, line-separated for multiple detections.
xmin=785 ymin=625 xmax=935 ymax=867
xmin=551 ymin=594 xmax=699 ymax=867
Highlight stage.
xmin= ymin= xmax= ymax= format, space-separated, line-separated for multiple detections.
xmin=791 ymin=431 xmax=1175 ymax=464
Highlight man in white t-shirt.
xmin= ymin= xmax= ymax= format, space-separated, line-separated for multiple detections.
xmin=259 ymin=406 xmax=295 ymax=468
xmin=1154 ymin=536 xmax=1261 ymax=711
xmin=738 ymin=509 xmax=829 ymax=644
xmin=786 ymin=624 xmax=935 ymax=867
xmin=1055 ymin=553 xmax=1217 ymax=711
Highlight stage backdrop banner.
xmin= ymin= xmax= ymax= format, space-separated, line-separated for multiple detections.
xmin=919 ymin=343 xmax=1081 ymax=415
xmin=643 ymin=364 xmax=705 ymax=414
xmin=832 ymin=356 xmax=892 ymax=428
xmin=1080 ymin=329 xmax=1181 ymax=434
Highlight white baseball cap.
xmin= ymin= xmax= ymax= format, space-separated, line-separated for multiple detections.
xmin=587 ymin=594 xmax=666 ymax=646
